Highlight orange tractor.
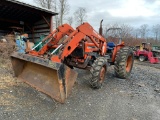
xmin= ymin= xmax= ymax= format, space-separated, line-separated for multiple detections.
xmin=11 ymin=21 xmax=134 ymax=103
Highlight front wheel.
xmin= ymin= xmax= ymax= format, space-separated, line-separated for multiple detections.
xmin=114 ymin=47 xmax=134 ymax=79
xmin=139 ymin=55 xmax=146 ymax=62
xmin=89 ymin=57 xmax=107 ymax=89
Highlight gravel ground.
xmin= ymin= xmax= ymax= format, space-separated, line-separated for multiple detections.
xmin=0 ymin=60 xmax=160 ymax=120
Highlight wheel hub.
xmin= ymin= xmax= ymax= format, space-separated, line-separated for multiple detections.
xmin=126 ymin=55 xmax=133 ymax=72
xmin=99 ymin=67 xmax=106 ymax=83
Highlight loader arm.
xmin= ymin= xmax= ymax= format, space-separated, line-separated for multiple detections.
xmin=57 ymin=22 xmax=107 ymax=61
xmin=29 ymin=24 xmax=75 ymax=56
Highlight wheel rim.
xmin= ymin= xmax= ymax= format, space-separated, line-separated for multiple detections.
xmin=99 ymin=66 xmax=106 ymax=83
xmin=139 ymin=56 xmax=144 ymax=61
xmin=126 ymin=55 xmax=133 ymax=72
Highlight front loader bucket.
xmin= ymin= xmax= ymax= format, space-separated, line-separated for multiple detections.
xmin=11 ymin=52 xmax=77 ymax=103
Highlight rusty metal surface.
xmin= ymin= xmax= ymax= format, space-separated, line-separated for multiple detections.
xmin=11 ymin=52 xmax=60 ymax=70
xmin=11 ymin=52 xmax=78 ymax=103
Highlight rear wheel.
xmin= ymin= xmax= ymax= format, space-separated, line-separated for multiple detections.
xmin=114 ymin=47 xmax=134 ymax=79
xmin=89 ymin=57 xmax=107 ymax=89
xmin=139 ymin=55 xmax=145 ymax=62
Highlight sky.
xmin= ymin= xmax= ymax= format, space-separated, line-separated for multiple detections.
xmin=18 ymin=0 xmax=160 ymax=30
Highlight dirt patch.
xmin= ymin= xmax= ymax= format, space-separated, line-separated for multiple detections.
xmin=134 ymin=60 xmax=160 ymax=69
xmin=0 ymin=59 xmax=160 ymax=120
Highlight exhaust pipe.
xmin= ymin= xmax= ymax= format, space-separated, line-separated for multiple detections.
xmin=99 ymin=19 xmax=103 ymax=35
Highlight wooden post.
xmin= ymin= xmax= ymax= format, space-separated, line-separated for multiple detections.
xmin=50 ymin=16 xmax=53 ymax=33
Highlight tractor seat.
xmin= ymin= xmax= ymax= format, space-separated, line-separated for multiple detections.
xmin=107 ymin=42 xmax=115 ymax=50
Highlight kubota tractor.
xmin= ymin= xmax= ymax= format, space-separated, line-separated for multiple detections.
xmin=11 ymin=21 xmax=134 ymax=103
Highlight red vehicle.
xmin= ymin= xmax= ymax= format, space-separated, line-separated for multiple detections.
xmin=134 ymin=42 xmax=159 ymax=64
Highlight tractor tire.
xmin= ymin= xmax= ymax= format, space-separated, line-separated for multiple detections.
xmin=139 ymin=55 xmax=146 ymax=62
xmin=89 ymin=57 xmax=107 ymax=89
xmin=114 ymin=47 xmax=134 ymax=79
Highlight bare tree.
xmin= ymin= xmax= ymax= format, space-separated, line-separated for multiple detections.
xmin=139 ymin=24 xmax=149 ymax=39
xmin=104 ymin=23 xmax=119 ymax=37
xmin=104 ymin=23 xmax=121 ymax=44
xmin=58 ymin=0 xmax=70 ymax=25
xmin=74 ymin=7 xmax=87 ymax=26
xmin=120 ymin=24 xmax=133 ymax=39
xmin=132 ymin=28 xmax=141 ymax=40
xmin=67 ymin=16 xmax=73 ymax=25
xmin=53 ymin=0 xmax=59 ymax=28
xmin=152 ymin=24 xmax=160 ymax=41
xmin=34 ymin=0 xmax=70 ymax=27
xmin=34 ymin=0 xmax=54 ymax=9
xmin=34 ymin=0 xmax=59 ymax=28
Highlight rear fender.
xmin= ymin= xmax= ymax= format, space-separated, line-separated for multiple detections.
xmin=111 ymin=43 xmax=125 ymax=62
